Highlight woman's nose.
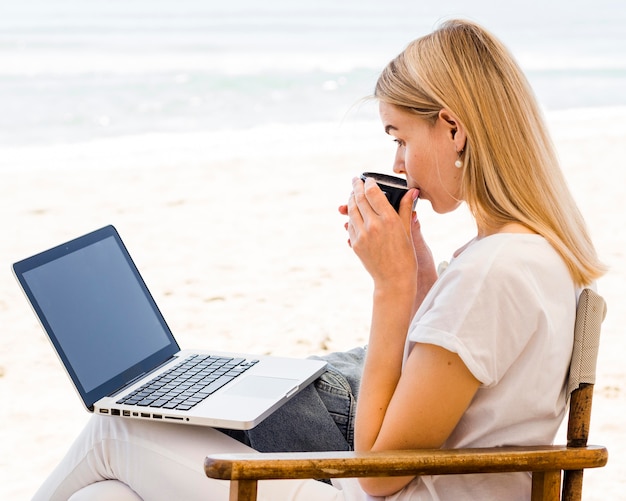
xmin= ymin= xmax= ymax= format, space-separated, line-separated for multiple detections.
xmin=392 ymin=150 xmax=405 ymax=175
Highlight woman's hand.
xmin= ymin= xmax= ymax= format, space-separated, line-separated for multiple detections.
xmin=339 ymin=176 xmax=437 ymax=313
xmin=342 ymin=177 xmax=418 ymax=291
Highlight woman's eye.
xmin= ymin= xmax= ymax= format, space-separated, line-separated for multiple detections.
xmin=393 ymin=139 xmax=405 ymax=147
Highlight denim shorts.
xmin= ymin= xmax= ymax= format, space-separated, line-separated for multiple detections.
xmin=221 ymin=346 xmax=365 ymax=453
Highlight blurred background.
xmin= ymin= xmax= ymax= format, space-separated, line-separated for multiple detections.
xmin=1 ymin=0 xmax=624 ymax=163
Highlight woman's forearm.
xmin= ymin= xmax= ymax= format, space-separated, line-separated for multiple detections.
xmin=354 ymin=284 xmax=415 ymax=452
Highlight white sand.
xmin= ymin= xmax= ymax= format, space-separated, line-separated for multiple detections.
xmin=0 ymin=110 xmax=624 ymax=499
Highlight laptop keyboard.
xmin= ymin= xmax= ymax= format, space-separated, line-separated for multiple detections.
xmin=116 ymin=354 xmax=259 ymax=411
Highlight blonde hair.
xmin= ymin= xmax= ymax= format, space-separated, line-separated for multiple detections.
xmin=375 ymin=19 xmax=605 ymax=286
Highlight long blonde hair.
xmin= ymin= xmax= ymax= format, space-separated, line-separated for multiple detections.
xmin=375 ymin=19 xmax=605 ymax=286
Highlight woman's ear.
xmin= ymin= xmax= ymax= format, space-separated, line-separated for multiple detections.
xmin=438 ymin=109 xmax=467 ymax=152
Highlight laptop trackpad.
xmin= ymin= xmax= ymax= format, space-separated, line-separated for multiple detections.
xmin=225 ymin=376 xmax=299 ymax=399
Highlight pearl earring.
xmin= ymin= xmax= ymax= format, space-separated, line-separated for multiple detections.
xmin=454 ymin=149 xmax=464 ymax=169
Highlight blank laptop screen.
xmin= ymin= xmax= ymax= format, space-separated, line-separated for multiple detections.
xmin=16 ymin=227 xmax=178 ymax=408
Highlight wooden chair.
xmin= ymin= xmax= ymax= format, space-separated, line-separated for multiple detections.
xmin=205 ymin=288 xmax=608 ymax=501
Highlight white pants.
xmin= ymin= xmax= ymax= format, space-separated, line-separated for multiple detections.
xmin=31 ymin=415 xmax=363 ymax=501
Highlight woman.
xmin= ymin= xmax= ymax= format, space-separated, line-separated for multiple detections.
xmin=33 ymin=19 xmax=604 ymax=501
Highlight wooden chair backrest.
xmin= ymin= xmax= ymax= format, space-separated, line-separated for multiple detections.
xmin=562 ymin=288 xmax=607 ymax=500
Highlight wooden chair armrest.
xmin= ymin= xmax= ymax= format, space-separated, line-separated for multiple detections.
xmin=205 ymin=445 xmax=608 ymax=481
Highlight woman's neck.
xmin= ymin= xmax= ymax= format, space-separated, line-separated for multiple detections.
xmin=477 ymin=221 xmax=537 ymax=238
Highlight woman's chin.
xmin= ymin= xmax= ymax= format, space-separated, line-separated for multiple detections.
xmin=430 ymin=199 xmax=463 ymax=215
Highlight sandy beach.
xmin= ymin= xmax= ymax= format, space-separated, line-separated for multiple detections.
xmin=1 ymin=109 xmax=625 ymax=499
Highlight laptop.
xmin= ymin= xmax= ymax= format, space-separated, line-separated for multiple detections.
xmin=13 ymin=225 xmax=326 ymax=430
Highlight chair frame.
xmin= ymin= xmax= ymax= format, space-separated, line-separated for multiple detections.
xmin=205 ymin=289 xmax=608 ymax=501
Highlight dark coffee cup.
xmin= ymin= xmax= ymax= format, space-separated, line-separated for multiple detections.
xmin=360 ymin=172 xmax=408 ymax=212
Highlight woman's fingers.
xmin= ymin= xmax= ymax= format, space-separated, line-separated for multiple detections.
xmin=348 ymin=179 xmax=364 ymax=226
xmin=357 ymin=177 xmax=390 ymax=216
xmin=398 ymin=188 xmax=419 ymax=220
xmin=342 ymin=178 xmax=414 ymax=249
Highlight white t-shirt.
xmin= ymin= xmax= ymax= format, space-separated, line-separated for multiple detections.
xmin=380 ymin=233 xmax=577 ymax=500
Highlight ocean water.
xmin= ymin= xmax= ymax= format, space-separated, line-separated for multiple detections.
xmin=0 ymin=0 xmax=625 ymax=154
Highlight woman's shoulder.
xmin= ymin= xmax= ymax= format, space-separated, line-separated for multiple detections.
xmin=445 ymin=233 xmax=571 ymax=293
xmin=455 ymin=233 xmax=560 ymax=268
xmin=458 ymin=232 xmax=550 ymax=254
